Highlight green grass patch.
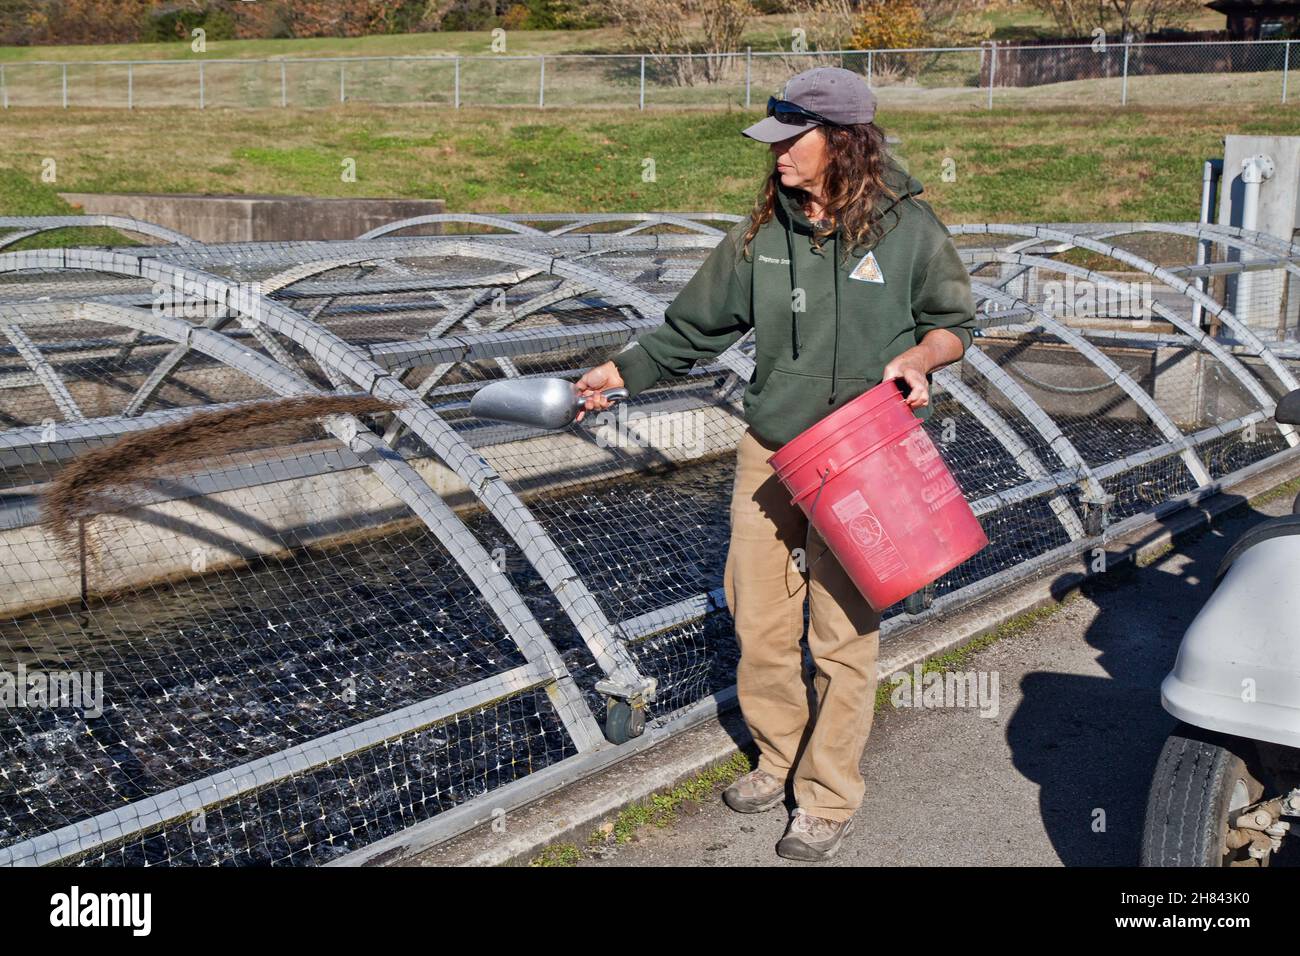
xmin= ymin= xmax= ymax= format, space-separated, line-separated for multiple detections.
xmin=526 ymin=750 xmax=753 ymax=865
xmin=874 ymin=594 xmax=1079 ymax=710
xmin=528 ymin=842 xmax=582 ymax=867
xmin=1 ymin=102 xmax=1297 ymax=230
xmin=1248 ymin=474 xmax=1300 ymax=508
xmin=0 ymin=167 xmax=127 ymax=248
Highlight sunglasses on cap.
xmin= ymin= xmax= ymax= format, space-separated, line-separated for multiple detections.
xmin=766 ymin=95 xmax=839 ymax=128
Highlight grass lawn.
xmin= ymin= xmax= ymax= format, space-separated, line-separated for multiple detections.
xmin=2 ymin=101 xmax=1298 ymax=242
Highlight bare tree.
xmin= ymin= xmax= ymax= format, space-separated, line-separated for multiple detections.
xmin=607 ymin=0 xmax=754 ymax=85
xmin=771 ymin=0 xmax=859 ymax=72
xmin=1029 ymin=0 xmax=1204 ymax=40
xmin=700 ymin=0 xmax=752 ymax=82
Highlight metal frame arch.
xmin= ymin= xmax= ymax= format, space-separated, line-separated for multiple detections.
xmin=992 ymin=222 xmax=1300 ymax=269
xmin=499 ymin=212 xmax=737 ymax=237
xmin=958 ymin=249 xmax=1298 ymax=448
xmin=24 ymin=299 xmax=604 ymax=752
xmin=120 ymin=243 xmax=643 ymax=419
xmin=952 ymin=224 xmax=1300 ymax=395
xmin=0 ymin=216 xmax=195 ymax=251
xmin=1029 ymin=222 xmax=1300 ymax=289
xmin=1070 ymin=221 xmax=1300 ymax=261
xmin=0 ymin=247 xmax=656 ymax=704
xmin=953 ymin=344 xmax=1113 ymax=517
xmin=0 ymin=321 xmax=86 ymax=423
xmin=930 ymin=366 xmax=1088 ymax=540
xmin=971 ymin=279 xmax=1213 ymax=486
xmin=356 ymin=214 xmax=548 ymax=240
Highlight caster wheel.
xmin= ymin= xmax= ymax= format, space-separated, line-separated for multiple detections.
xmin=903 ymin=584 xmax=935 ymax=616
xmin=605 ymin=699 xmax=645 ymax=744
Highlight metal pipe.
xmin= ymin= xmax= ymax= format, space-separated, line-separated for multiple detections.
xmin=987 ymin=40 xmax=996 ymax=109
xmin=1192 ymin=158 xmax=1222 ymax=329
xmin=745 ymin=46 xmax=751 ymax=108
xmin=1285 ymin=39 xmax=1292 ymax=104
xmin=1237 ymin=153 xmax=1276 ymax=330
xmin=1121 ymin=41 xmax=1130 ymax=105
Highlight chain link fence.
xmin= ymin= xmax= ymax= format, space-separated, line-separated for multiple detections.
xmin=0 ymin=40 xmax=1297 ymax=111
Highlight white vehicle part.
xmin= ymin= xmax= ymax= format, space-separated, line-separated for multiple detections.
xmin=1161 ymin=535 xmax=1300 ymax=750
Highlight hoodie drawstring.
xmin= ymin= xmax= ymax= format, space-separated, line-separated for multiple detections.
xmin=785 ymin=217 xmax=841 ymax=405
xmin=776 ymin=175 xmax=917 ymax=410
xmin=786 ymin=225 xmax=801 ymax=359
xmin=830 ymin=231 xmax=841 ymax=405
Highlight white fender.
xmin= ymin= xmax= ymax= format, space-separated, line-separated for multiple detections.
xmin=1161 ymin=535 xmax=1300 ymax=749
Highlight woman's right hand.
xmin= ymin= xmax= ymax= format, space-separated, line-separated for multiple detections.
xmin=574 ymin=361 xmax=625 ymax=423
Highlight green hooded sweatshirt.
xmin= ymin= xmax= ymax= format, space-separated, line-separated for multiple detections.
xmin=611 ymin=161 xmax=977 ymax=447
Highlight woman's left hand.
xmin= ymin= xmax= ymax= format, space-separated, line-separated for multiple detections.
xmin=882 ymin=350 xmax=931 ymax=410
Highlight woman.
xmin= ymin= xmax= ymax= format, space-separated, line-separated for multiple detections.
xmin=575 ymin=66 xmax=977 ymax=862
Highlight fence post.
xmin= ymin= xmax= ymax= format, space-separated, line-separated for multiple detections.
xmin=867 ymin=50 xmax=873 ymax=88
xmin=745 ymin=46 xmax=751 ymax=108
xmin=199 ymin=61 xmax=205 ymax=109
xmin=1121 ymin=41 xmax=1130 ymax=106
xmin=1285 ymin=40 xmax=1292 ymax=104
xmin=61 ymin=63 xmax=67 ymax=109
xmin=454 ymin=56 xmax=460 ymax=109
xmin=639 ymin=55 xmax=645 ymax=110
xmin=339 ymin=63 xmax=346 ymax=104
xmin=280 ymin=61 xmax=286 ymax=107
xmin=1 ymin=65 xmax=6 ymax=110
xmin=538 ymin=55 xmax=545 ymax=108
xmin=987 ymin=40 xmax=996 ymax=109
xmin=127 ymin=62 xmax=133 ymax=110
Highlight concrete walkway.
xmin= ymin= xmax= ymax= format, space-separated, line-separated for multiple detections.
xmin=575 ymin=493 xmax=1299 ymax=867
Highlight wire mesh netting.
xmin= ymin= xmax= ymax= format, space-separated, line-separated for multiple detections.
xmin=0 ymin=210 xmax=1297 ymax=866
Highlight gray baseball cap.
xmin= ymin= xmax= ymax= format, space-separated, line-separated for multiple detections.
xmin=741 ymin=66 xmax=877 ymax=143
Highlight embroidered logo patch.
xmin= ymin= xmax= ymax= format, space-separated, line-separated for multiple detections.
xmin=849 ymin=251 xmax=885 ymax=284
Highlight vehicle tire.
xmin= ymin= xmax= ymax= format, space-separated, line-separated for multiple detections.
xmin=1140 ymin=722 xmax=1268 ymax=867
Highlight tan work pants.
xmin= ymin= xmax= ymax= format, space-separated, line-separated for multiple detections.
xmin=722 ymin=425 xmax=883 ymax=822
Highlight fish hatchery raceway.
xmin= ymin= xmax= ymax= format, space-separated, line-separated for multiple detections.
xmin=2 ymin=107 xmax=1300 ymax=866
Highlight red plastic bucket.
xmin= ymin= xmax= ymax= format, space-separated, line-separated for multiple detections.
xmin=766 ymin=378 xmax=988 ymax=611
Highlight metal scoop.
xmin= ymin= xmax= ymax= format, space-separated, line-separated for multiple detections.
xmin=468 ymin=377 xmax=628 ymax=430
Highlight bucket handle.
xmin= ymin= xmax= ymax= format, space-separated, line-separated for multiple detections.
xmin=792 ymin=415 xmax=923 ymax=578
xmin=800 ymin=464 xmax=836 ymax=579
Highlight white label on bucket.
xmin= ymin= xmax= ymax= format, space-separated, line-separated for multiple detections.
xmin=831 ymin=489 xmax=869 ymax=522
xmin=830 ymin=490 xmax=908 ymax=583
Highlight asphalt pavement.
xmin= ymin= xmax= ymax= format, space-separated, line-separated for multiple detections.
xmin=577 ymin=492 xmax=1299 ymax=867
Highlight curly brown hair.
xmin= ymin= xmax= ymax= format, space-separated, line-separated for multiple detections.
xmin=738 ymin=121 xmax=905 ymax=267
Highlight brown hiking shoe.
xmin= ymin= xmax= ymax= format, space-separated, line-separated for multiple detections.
xmin=722 ymin=768 xmax=786 ymax=813
xmin=776 ymin=807 xmax=855 ymax=861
